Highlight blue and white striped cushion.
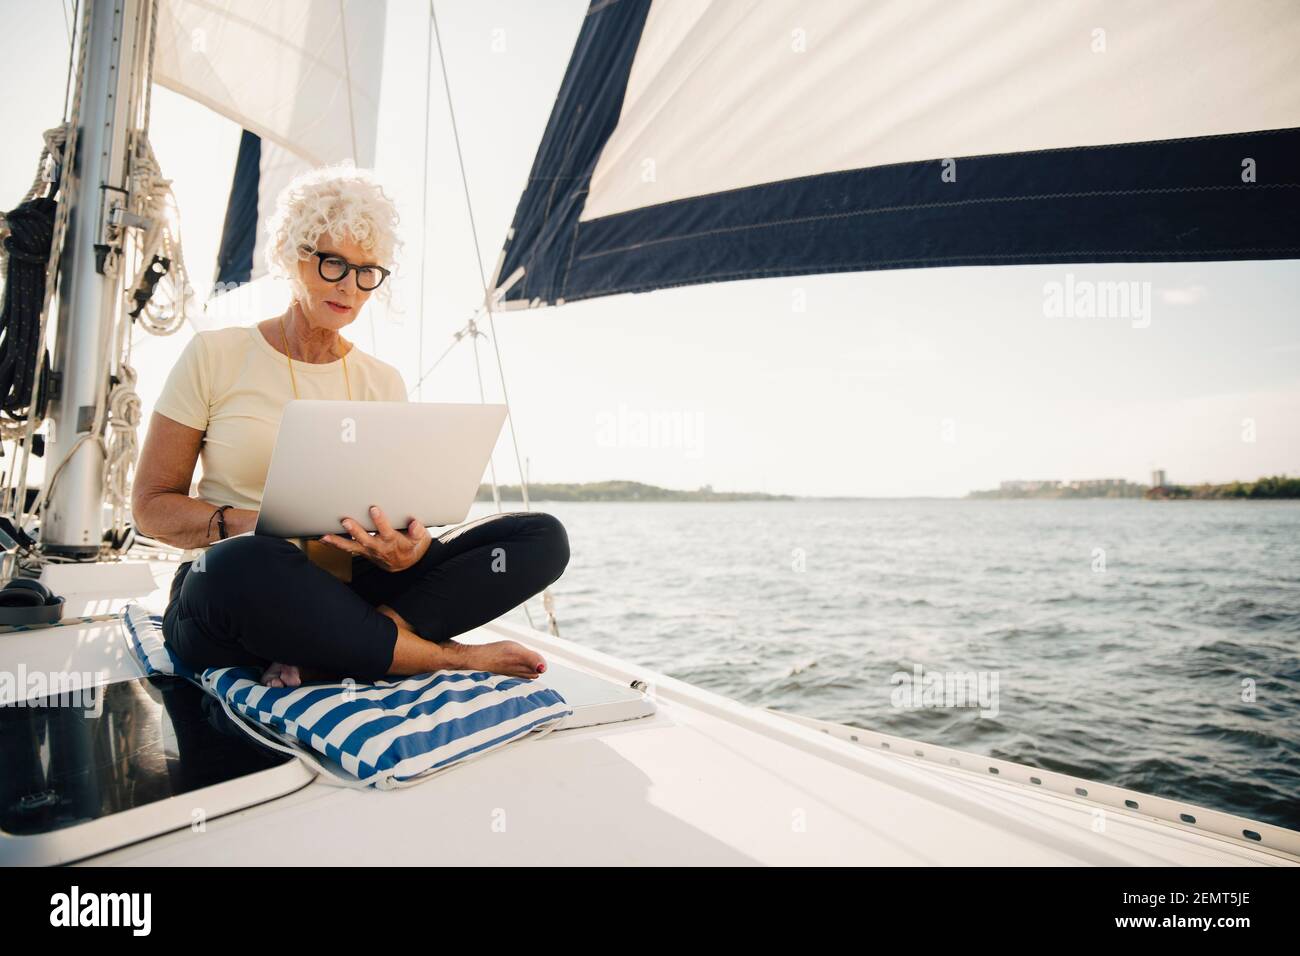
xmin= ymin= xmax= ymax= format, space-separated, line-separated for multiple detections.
xmin=119 ymin=602 xmax=571 ymax=788
xmin=121 ymin=602 xmax=192 ymax=678
xmin=206 ymin=667 xmax=572 ymax=785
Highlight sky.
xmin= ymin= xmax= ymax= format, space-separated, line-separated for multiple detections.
xmin=2 ymin=0 xmax=1297 ymax=498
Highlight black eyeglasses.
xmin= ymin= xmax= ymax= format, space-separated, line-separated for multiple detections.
xmin=309 ymin=250 xmax=391 ymax=291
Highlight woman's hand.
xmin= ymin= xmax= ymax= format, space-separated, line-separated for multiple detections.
xmin=320 ymin=505 xmax=432 ymax=573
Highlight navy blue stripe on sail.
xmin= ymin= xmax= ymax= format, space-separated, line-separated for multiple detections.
xmin=491 ymin=0 xmax=1299 ymax=307
xmin=506 ymin=123 xmax=1300 ymax=306
xmin=564 ymin=128 xmax=1300 ymax=302
xmin=494 ymin=0 xmax=652 ymax=306
xmin=213 ymin=129 xmax=262 ymax=293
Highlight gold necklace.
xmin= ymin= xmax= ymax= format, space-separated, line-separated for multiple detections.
xmin=279 ymin=314 xmax=352 ymax=400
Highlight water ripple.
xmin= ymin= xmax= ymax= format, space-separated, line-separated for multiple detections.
xmin=482 ymin=498 xmax=1300 ymax=831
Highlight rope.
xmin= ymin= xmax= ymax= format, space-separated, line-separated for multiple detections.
xmin=3 ymin=0 xmax=185 ymax=572
xmin=18 ymin=128 xmax=68 ymax=208
xmin=0 ymin=129 xmax=69 ymax=434
xmin=140 ymin=0 xmax=158 ymax=142
xmin=101 ymin=0 xmax=191 ymax=548
xmin=0 ymin=198 xmax=55 ymax=430
xmin=3 ymin=0 xmax=93 ymax=574
xmin=122 ymin=135 xmax=190 ymax=336
xmin=59 ymin=0 xmax=79 ymax=126
xmin=429 ymin=0 xmax=557 ymax=635
xmin=105 ymin=363 xmax=141 ymax=534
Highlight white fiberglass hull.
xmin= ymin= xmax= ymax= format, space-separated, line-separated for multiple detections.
xmin=3 ymin=558 xmax=1295 ymax=867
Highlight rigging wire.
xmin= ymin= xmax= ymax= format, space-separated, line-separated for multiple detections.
xmin=418 ymin=1 xmax=435 ymax=403
xmin=337 ymin=0 xmax=376 ymax=358
xmin=60 ymin=0 xmax=79 ymax=116
xmin=428 ymin=0 xmax=555 ymax=634
xmin=469 ymin=325 xmax=503 ymax=513
xmin=405 ymin=305 xmax=483 ymax=395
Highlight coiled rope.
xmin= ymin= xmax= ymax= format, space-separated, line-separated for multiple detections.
xmin=105 ymin=0 xmax=187 ymax=548
xmin=0 ymin=198 xmax=55 ymax=435
xmin=2 ymin=0 xmax=188 ymax=570
xmin=0 ymin=0 xmax=92 ymax=570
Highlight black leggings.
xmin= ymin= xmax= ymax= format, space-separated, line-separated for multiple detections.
xmin=161 ymin=511 xmax=569 ymax=682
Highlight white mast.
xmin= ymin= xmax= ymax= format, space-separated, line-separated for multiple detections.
xmin=41 ymin=0 xmax=146 ymax=556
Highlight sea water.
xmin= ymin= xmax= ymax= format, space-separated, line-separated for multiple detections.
xmin=471 ymin=497 xmax=1300 ymax=831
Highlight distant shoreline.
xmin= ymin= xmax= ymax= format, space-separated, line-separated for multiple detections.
xmin=476 ymin=477 xmax=1300 ymax=502
xmin=968 ymin=475 xmax=1299 ymax=501
xmin=475 ymin=480 xmax=793 ymax=503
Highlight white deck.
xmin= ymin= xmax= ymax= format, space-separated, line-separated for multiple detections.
xmin=6 ymin=556 xmax=1297 ymax=866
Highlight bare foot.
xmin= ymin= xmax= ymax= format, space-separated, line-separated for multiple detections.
xmin=445 ymin=639 xmax=547 ymax=680
xmin=260 ymin=661 xmax=301 ymax=688
xmin=260 ymin=661 xmax=337 ymax=687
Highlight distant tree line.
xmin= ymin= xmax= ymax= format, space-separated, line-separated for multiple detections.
xmin=967 ymin=475 xmax=1300 ymax=500
xmin=1146 ymin=475 xmax=1300 ymax=499
xmin=967 ymin=482 xmax=1146 ymax=500
xmin=475 ymin=480 xmax=793 ymax=502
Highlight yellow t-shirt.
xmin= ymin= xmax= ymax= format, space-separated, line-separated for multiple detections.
xmin=153 ymin=324 xmax=408 ymax=556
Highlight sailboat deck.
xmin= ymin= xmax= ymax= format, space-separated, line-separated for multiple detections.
xmin=6 ymin=556 xmax=1297 ymax=866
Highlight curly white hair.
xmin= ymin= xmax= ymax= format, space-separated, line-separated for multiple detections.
xmin=264 ymin=164 xmax=402 ymax=302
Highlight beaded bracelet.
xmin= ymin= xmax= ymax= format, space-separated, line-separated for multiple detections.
xmin=207 ymin=504 xmax=234 ymax=542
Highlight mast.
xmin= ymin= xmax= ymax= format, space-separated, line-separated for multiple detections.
xmin=41 ymin=0 xmax=146 ymax=556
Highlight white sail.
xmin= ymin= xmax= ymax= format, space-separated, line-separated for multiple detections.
xmin=152 ymin=0 xmax=384 ymax=164
xmin=495 ymin=0 xmax=1300 ymax=307
xmin=587 ymin=0 xmax=1300 ymax=219
xmin=152 ymin=0 xmax=387 ymax=290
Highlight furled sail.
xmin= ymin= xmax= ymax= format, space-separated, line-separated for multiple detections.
xmin=493 ymin=0 xmax=1300 ymax=308
xmin=151 ymin=0 xmax=387 ymax=292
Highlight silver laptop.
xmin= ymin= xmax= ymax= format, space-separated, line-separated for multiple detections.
xmin=254 ymin=400 xmax=507 ymax=538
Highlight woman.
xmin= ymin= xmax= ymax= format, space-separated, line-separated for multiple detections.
xmin=132 ymin=165 xmax=567 ymax=688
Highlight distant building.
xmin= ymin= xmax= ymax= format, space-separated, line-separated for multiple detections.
xmin=1000 ymin=480 xmax=1061 ymax=493
xmin=1152 ymin=469 xmax=1167 ymax=488
xmin=977 ymin=477 xmax=1145 ymax=499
